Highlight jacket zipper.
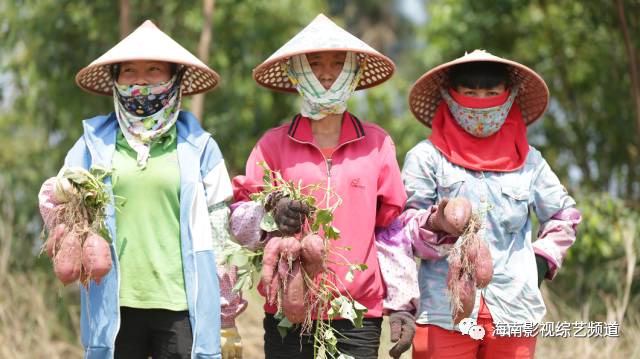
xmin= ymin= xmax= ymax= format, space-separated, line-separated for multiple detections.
xmin=325 ymin=158 xmax=332 ymax=208
xmin=288 ymin=137 xmax=362 ymax=206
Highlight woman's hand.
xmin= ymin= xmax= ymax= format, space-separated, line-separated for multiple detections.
xmin=426 ymin=197 xmax=472 ymax=236
xmin=273 ymin=197 xmax=310 ymax=235
xmin=388 ymin=311 xmax=416 ymax=358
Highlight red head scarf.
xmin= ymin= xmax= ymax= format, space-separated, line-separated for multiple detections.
xmin=428 ymin=91 xmax=529 ymax=172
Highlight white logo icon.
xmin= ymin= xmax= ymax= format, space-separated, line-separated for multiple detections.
xmin=458 ymin=317 xmax=486 ymax=340
xmin=468 ymin=325 xmax=486 ymax=340
xmin=459 ymin=318 xmax=477 ymax=335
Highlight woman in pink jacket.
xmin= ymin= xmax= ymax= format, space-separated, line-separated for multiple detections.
xmin=230 ymin=14 xmax=418 ymax=359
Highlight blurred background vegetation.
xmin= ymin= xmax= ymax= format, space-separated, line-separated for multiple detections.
xmin=1 ymin=0 xmax=639 ymax=358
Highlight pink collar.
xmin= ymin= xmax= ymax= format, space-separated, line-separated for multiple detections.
xmin=287 ymin=112 xmax=365 ymax=145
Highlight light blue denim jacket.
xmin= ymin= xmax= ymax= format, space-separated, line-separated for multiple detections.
xmin=65 ymin=111 xmax=230 ymax=358
xmin=402 ymin=140 xmax=577 ymax=331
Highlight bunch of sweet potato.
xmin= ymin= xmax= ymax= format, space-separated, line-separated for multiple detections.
xmin=45 ymin=223 xmax=112 ymax=286
xmin=261 ymin=233 xmax=325 ymax=324
xmin=443 ymin=198 xmax=494 ymax=324
xmin=40 ymin=169 xmax=113 ymax=287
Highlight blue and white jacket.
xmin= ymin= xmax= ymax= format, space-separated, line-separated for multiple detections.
xmin=64 ymin=111 xmax=231 ymax=359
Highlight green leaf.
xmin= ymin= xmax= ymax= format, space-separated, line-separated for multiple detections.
xmin=339 ymin=299 xmax=356 ymax=324
xmin=323 ymin=328 xmax=338 ymax=347
xmin=259 ymin=161 xmax=272 ymax=185
xmin=345 ymin=269 xmax=354 ymax=283
xmin=232 ymin=275 xmax=248 ymax=292
xmin=327 ymin=306 xmax=336 ymax=318
xmin=315 ymin=209 xmax=333 ymax=225
xmin=353 ymin=301 xmax=367 ymax=311
xmin=353 ymin=300 xmax=367 ymax=328
xmin=89 ymin=165 xmax=111 ymax=181
xmin=352 ymin=263 xmax=368 ymax=271
xmin=304 ymin=196 xmax=316 ymax=207
xmin=260 ymin=212 xmax=278 ymax=232
xmin=329 ymin=296 xmax=344 ymax=319
xmin=324 ymin=225 xmax=340 ymax=240
xmin=230 ymin=252 xmax=249 ymax=267
xmin=276 ymin=316 xmax=293 ymax=338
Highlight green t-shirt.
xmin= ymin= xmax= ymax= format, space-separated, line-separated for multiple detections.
xmin=112 ymin=128 xmax=187 ymax=310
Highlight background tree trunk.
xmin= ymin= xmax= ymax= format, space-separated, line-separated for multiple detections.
xmin=119 ymin=0 xmax=131 ymax=39
xmin=613 ymin=0 xmax=640 ymax=198
xmin=191 ymin=0 xmax=215 ymax=121
xmin=614 ymin=0 xmax=640 ymax=138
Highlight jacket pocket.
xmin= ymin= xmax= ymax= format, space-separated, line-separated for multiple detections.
xmin=436 ymin=174 xmax=465 ymax=198
xmin=500 ymin=185 xmax=530 ymax=233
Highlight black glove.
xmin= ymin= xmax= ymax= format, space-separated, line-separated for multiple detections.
xmin=273 ymin=197 xmax=310 ymax=235
xmin=388 ymin=311 xmax=416 ymax=359
xmin=535 ymin=254 xmax=549 ymax=287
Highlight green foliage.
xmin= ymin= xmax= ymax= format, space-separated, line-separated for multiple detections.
xmin=550 ymin=191 xmax=640 ymax=318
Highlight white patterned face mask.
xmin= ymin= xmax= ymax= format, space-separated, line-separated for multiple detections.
xmin=286 ymin=51 xmax=363 ymax=120
xmin=113 ymin=72 xmax=183 ymax=168
xmin=440 ymin=86 xmax=519 ymax=138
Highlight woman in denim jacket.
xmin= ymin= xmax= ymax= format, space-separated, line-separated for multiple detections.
xmin=402 ymin=50 xmax=581 ymax=358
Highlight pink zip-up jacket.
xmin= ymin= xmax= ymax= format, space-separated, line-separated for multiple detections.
xmin=232 ymin=112 xmax=410 ymax=317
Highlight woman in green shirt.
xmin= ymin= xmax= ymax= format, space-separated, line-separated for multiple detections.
xmin=38 ymin=20 xmax=244 ymax=359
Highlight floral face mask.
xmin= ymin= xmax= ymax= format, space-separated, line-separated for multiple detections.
xmin=440 ymin=86 xmax=519 ymax=138
xmin=113 ymin=71 xmax=183 ymax=168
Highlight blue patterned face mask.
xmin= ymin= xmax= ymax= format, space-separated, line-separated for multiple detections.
xmin=440 ymin=87 xmax=519 ymax=138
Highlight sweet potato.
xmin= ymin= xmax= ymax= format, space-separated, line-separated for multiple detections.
xmin=279 ymin=236 xmax=301 ymax=261
xmin=81 ymin=232 xmax=112 ymax=285
xmin=447 ymin=253 xmax=463 ymax=285
xmin=453 ymin=274 xmax=476 ymax=324
xmin=53 ymin=231 xmax=82 ymax=285
xmin=267 ymin=272 xmax=280 ymax=305
xmin=472 ymin=239 xmax=493 ymax=288
xmin=44 ymin=224 xmax=66 ymax=258
xmin=444 ymin=197 xmax=472 ymax=235
xmin=301 ymin=234 xmax=325 ymax=278
xmin=282 ymin=260 xmax=306 ymax=324
xmin=278 ymin=255 xmax=290 ymax=280
xmin=261 ymin=236 xmax=283 ymax=289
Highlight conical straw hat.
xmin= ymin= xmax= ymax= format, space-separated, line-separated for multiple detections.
xmin=75 ymin=20 xmax=220 ymax=96
xmin=409 ymin=50 xmax=549 ymax=127
xmin=253 ymin=14 xmax=395 ymax=92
